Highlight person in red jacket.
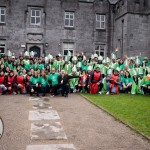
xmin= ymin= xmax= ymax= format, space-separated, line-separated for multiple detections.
xmin=25 ymin=70 xmax=32 ymax=93
xmin=0 ymin=70 xmax=7 ymax=94
xmin=110 ymin=69 xmax=120 ymax=94
xmin=6 ymin=70 xmax=18 ymax=94
xmin=89 ymin=67 xmax=103 ymax=94
xmin=78 ymin=70 xmax=88 ymax=93
xmin=16 ymin=71 xmax=26 ymax=94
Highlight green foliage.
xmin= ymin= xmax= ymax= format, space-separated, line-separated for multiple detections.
xmin=83 ymin=94 xmax=150 ymax=137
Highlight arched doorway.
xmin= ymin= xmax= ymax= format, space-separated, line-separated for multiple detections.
xmin=29 ymin=46 xmax=41 ymax=57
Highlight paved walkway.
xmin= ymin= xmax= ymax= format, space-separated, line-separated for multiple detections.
xmin=0 ymin=94 xmax=150 ymax=150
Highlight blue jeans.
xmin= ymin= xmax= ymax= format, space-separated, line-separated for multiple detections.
xmin=106 ymin=82 xmax=110 ymax=92
xmin=0 ymin=84 xmax=7 ymax=92
xmin=61 ymin=84 xmax=70 ymax=96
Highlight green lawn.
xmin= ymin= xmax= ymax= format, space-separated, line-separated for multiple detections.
xmin=82 ymin=93 xmax=150 ymax=138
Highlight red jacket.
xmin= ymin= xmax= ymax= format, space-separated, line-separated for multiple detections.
xmin=0 ymin=75 xmax=5 ymax=84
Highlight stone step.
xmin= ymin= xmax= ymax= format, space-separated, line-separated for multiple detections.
xmin=26 ymin=144 xmax=76 ymax=150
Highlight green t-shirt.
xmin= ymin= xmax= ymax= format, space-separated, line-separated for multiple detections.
xmin=124 ymin=77 xmax=132 ymax=86
xmin=39 ymin=76 xmax=48 ymax=87
xmin=30 ymin=76 xmax=40 ymax=85
xmin=81 ymin=65 xmax=88 ymax=71
xmin=48 ymin=73 xmax=60 ymax=86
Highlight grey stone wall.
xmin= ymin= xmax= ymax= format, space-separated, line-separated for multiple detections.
xmin=0 ymin=0 xmax=110 ymax=57
xmin=0 ymin=0 xmax=150 ymax=58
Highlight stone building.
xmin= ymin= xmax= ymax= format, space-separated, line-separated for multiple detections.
xmin=111 ymin=0 xmax=150 ymax=58
xmin=0 ymin=0 xmax=150 ymax=58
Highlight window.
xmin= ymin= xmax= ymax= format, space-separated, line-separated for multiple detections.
xmin=96 ymin=14 xmax=105 ymax=29
xmin=0 ymin=44 xmax=5 ymax=53
xmin=135 ymin=0 xmax=140 ymax=4
xmin=0 ymin=8 xmax=6 ymax=23
xmin=64 ymin=12 xmax=74 ymax=28
xmin=30 ymin=9 xmax=41 ymax=25
xmin=63 ymin=43 xmax=74 ymax=56
xmin=95 ymin=44 xmax=105 ymax=57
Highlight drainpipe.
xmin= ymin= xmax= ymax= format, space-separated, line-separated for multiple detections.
xmin=121 ymin=19 xmax=124 ymax=58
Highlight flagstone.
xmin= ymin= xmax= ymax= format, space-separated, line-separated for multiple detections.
xmin=32 ymin=103 xmax=52 ymax=109
xmin=26 ymin=144 xmax=76 ymax=150
xmin=29 ymin=97 xmax=50 ymax=102
xmin=31 ymin=122 xmax=67 ymax=140
xmin=29 ymin=110 xmax=60 ymax=121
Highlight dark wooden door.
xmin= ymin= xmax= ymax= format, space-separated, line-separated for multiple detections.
xmin=29 ymin=46 xmax=41 ymax=57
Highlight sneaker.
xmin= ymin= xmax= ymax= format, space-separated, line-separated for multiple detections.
xmin=98 ymin=91 xmax=102 ymax=95
xmin=106 ymin=92 xmax=110 ymax=95
xmin=65 ymin=94 xmax=68 ymax=97
xmin=13 ymin=92 xmax=17 ymax=95
xmin=50 ymin=95 xmax=55 ymax=97
xmin=73 ymin=89 xmax=76 ymax=93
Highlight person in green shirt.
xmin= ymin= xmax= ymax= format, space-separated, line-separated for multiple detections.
xmin=69 ymin=68 xmax=79 ymax=93
xmin=119 ymin=70 xmax=125 ymax=93
xmin=123 ymin=71 xmax=132 ymax=93
xmin=39 ymin=71 xmax=49 ymax=96
xmin=29 ymin=71 xmax=40 ymax=96
xmin=141 ymin=74 xmax=150 ymax=94
xmin=118 ymin=59 xmax=124 ymax=70
xmin=48 ymin=68 xmax=60 ymax=97
xmin=81 ymin=60 xmax=88 ymax=72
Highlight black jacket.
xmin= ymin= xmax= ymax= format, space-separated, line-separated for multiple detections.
xmin=59 ymin=74 xmax=79 ymax=85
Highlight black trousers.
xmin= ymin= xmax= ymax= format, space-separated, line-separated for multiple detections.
xmin=29 ymin=84 xmax=40 ymax=96
xmin=51 ymin=84 xmax=60 ymax=95
xmin=124 ymin=86 xmax=132 ymax=93
xmin=141 ymin=86 xmax=150 ymax=94
xmin=98 ymin=83 xmax=104 ymax=91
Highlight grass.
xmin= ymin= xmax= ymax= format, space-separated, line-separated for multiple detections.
xmin=82 ymin=93 xmax=150 ymax=138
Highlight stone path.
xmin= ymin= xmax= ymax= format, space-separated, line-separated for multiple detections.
xmin=0 ymin=94 xmax=150 ymax=150
xmin=27 ymin=96 xmax=76 ymax=150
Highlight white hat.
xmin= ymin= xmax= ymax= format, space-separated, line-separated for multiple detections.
xmin=106 ymin=57 xmax=110 ymax=63
xmin=30 ymin=51 xmax=34 ymax=56
xmin=48 ymin=54 xmax=53 ymax=60
xmin=45 ymin=57 xmax=49 ymax=63
xmin=24 ymin=51 xmax=29 ymax=57
xmin=93 ymin=53 xmax=98 ymax=58
xmin=72 ymin=56 xmax=77 ymax=61
xmin=98 ymin=55 xmax=103 ymax=61
xmin=77 ymin=62 xmax=82 ymax=68
xmin=111 ymin=53 xmax=116 ymax=59
xmin=83 ymin=55 xmax=86 ymax=60
xmin=58 ymin=53 xmax=62 ymax=57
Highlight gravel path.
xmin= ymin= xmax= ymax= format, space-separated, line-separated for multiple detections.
xmin=0 ymin=94 xmax=150 ymax=150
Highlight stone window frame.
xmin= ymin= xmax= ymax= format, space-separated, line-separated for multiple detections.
xmin=95 ymin=44 xmax=105 ymax=57
xmin=0 ymin=39 xmax=6 ymax=54
xmin=0 ymin=7 xmax=6 ymax=24
xmin=64 ymin=11 xmax=75 ymax=28
xmin=27 ymin=6 xmax=44 ymax=27
xmin=96 ymin=14 xmax=106 ymax=30
xmin=63 ymin=43 xmax=74 ymax=56
xmin=30 ymin=9 xmax=41 ymax=26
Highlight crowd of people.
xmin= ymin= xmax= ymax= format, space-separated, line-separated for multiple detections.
xmin=0 ymin=50 xmax=150 ymax=97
